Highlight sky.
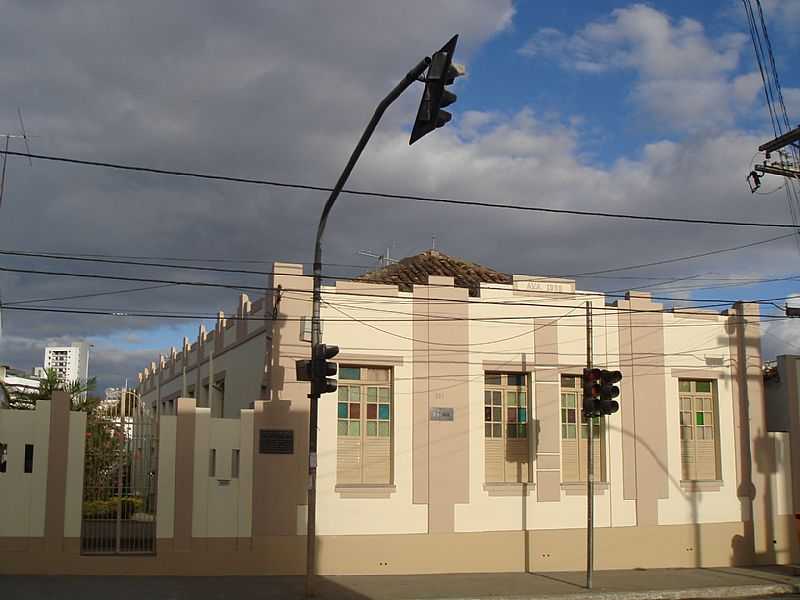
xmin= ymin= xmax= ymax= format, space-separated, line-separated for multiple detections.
xmin=0 ymin=0 xmax=799 ymax=393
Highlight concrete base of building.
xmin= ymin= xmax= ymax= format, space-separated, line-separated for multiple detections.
xmin=1 ymin=521 xmax=797 ymax=576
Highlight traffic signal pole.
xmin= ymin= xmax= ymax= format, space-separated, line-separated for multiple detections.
xmin=305 ymin=55 xmax=431 ymax=599
xmin=585 ymin=301 xmax=594 ymax=590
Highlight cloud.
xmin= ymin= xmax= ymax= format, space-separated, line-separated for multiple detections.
xmin=518 ymin=4 xmax=758 ymax=130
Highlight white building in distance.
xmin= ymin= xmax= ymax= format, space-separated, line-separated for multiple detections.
xmin=44 ymin=342 xmax=89 ymax=384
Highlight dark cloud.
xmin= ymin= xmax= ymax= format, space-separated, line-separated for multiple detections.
xmin=0 ymin=1 xmax=796 ymax=390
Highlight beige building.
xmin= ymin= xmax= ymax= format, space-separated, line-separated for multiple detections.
xmin=1 ymin=251 xmax=798 ymax=575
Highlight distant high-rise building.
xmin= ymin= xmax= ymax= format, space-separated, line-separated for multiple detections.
xmin=43 ymin=341 xmax=89 ymax=385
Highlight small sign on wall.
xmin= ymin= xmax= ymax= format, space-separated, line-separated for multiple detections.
xmin=431 ymin=407 xmax=454 ymax=421
xmin=259 ymin=429 xmax=294 ymax=454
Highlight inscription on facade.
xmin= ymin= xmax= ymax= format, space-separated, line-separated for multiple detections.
xmin=514 ymin=279 xmax=576 ymax=294
xmin=431 ymin=407 xmax=454 ymax=421
xmin=259 ymin=429 xmax=294 ymax=454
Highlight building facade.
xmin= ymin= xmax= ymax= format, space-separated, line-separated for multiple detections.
xmin=44 ymin=342 xmax=89 ymax=384
xmin=132 ymin=252 xmax=799 ymax=574
xmin=1 ymin=252 xmax=797 ymax=575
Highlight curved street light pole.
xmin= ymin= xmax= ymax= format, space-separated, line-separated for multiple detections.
xmin=305 ymin=55 xmax=431 ymax=598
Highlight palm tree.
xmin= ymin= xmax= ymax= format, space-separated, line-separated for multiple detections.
xmin=9 ymin=367 xmax=97 ymax=411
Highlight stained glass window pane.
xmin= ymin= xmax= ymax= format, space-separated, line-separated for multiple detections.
xmin=367 ymin=422 xmax=377 ymax=437
xmin=563 ymin=394 xmax=576 ymax=408
xmin=485 ymin=373 xmax=501 ymax=385
xmin=350 ymin=403 xmax=360 ymax=419
xmin=492 ymin=391 xmax=502 ymax=405
xmin=562 ymin=424 xmax=568 ymax=438
xmin=349 ymin=386 xmax=361 ymax=402
xmin=679 ymin=380 xmax=691 ymax=393
xmin=507 ymin=391 xmax=518 ymax=406
xmin=484 ymin=391 xmax=491 ymax=405
xmin=695 ymin=381 xmax=711 ymax=393
xmin=367 ymin=387 xmax=377 ymax=402
xmin=519 ymin=408 xmax=527 ymax=423
xmin=492 ymin=407 xmax=501 ymax=421
xmin=340 ymin=367 xmax=361 ymax=381
xmin=337 ymin=403 xmax=348 ymax=418
xmin=508 ymin=374 xmax=524 ymax=386
xmin=378 ymin=388 xmax=390 ymax=402
xmin=680 ymin=397 xmax=691 ymax=411
xmin=484 ymin=406 xmax=492 ymax=421
xmin=519 ymin=392 xmax=526 ymax=405
xmin=696 ymin=412 xmax=704 ymax=426
xmin=485 ymin=423 xmax=492 ymax=437
xmin=348 ymin=421 xmax=360 ymax=436
xmin=566 ymin=424 xmax=576 ymax=438
xmin=493 ymin=423 xmax=502 ymax=437
xmin=507 ymin=424 xmax=517 ymax=438
xmin=567 ymin=408 xmax=576 ymax=423
xmin=337 ymin=420 xmax=348 ymax=435
xmin=378 ymin=422 xmax=390 ymax=437
xmin=338 ymin=387 xmax=348 ymax=402
xmin=561 ymin=375 xmax=576 ymax=388
xmin=368 ymin=404 xmax=377 ymax=419
xmin=519 ymin=423 xmax=527 ymax=437
xmin=379 ymin=404 xmax=390 ymax=420
xmin=507 ymin=408 xmax=518 ymax=423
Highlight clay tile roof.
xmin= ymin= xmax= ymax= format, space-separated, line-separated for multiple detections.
xmin=357 ymin=250 xmax=511 ymax=296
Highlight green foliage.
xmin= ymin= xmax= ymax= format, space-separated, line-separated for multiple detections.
xmin=6 ymin=367 xmax=97 ymax=411
xmin=82 ymin=496 xmax=144 ymax=519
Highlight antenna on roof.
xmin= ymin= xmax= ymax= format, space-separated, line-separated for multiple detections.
xmin=0 ymin=107 xmax=36 ymax=209
xmin=357 ymin=247 xmax=399 ymax=268
xmin=431 ymin=235 xmax=437 ymax=251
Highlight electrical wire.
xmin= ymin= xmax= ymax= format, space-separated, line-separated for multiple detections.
xmin=0 ymin=148 xmax=796 ymax=229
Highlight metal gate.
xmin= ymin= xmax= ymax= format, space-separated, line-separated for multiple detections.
xmin=81 ymin=391 xmax=158 ymax=554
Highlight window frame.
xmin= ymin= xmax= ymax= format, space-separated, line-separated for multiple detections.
xmin=678 ymin=378 xmax=721 ymax=482
xmin=336 ymin=365 xmax=394 ymax=485
xmin=483 ymin=371 xmax=531 ymax=484
xmin=559 ymin=374 xmax=605 ymax=483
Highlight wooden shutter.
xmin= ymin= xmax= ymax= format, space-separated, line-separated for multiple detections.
xmin=363 ymin=437 xmax=390 ymax=484
xmin=561 ymin=440 xmax=579 ymax=481
xmin=505 ymin=439 xmax=529 ymax=482
xmin=337 ymin=437 xmax=362 ymax=484
xmin=485 ymin=439 xmax=504 ymax=483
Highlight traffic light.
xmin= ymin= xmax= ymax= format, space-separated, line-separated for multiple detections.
xmin=583 ymin=368 xmax=621 ymax=417
xmin=410 ymin=34 xmax=464 ymax=145
xmin=312 ymin=343 xmax=339 ymax=396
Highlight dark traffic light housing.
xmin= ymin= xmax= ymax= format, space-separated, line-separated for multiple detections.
xmin=410 ymin=35 xmax=463 ymax=145
xmin=583 ymin=368 xmax=622 ymax=417
xmin=312 ymin=343 xmax=339 ymax=396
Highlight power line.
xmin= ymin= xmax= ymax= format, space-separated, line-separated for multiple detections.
xmin=1 ymin=255 xmax=797 ymax=307
xmin=0 ymin=148 xmax=797 ymax=229
xmin=3 ymin=283 xmax=175 ymax=306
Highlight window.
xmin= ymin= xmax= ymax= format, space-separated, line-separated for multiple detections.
xmin=212 ymin=378 xmax=225 ymax=418
xmin=0 ymin=443 xmax=7 ymax=473
xmin=484 ymin=372 xmax=530 ymax=483
xmin=560 ymin=375 xmax=604 ymax=482
xmin=231 ymin=449 xmax=240 ymax=479
xmin=209 ymin=448 xmax=216 ymax=477
xmin=24 ymin=444 xmax=34 ymax=473
xmin=679 ymin=379 xmax=719 ymax=481
xmin=336 ymin=366 xmax=392 ymax=485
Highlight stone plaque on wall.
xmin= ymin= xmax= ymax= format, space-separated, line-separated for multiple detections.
xmin=431 ymin=407 xmax=454 ymax=421
xmin=259 ymin=429 xmax=294 ymax=454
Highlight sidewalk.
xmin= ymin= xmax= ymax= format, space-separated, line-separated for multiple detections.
xmin=2 ymin=566 xmax=799 ymax=600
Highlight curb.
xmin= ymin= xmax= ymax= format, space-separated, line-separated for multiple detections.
xmin=426 ymin=581 xmax=800 ymax=600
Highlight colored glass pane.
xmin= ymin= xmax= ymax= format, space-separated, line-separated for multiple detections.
xmin=696 ymin=412 xmax=704 ymax=426
xmin=340 ymin=367 xmax=361 ymax=381
xmin=492 ymin=407 xmax=501 ymax=421
xmin=562 ymin=393 xmax=575 ymax=408
xmin=519 ymin=423 xmax=527 ymax=437
xmin=492 ymin=391 xmax=501 ymax=405
xmin=349 ymin=403 xmax=360 ymax=419
xmin=367 ymin=422 xmax=377 ymax=437
xmin=695 ymin=380 xmax=711 ymax=393
xmin=485 ymin=373 xmax=501 ymax=385
xmin=507 ymin=424 xmax=517 ymax=438
xmin=367 ymin=404 xmax=377 ymax=419
xmin=484 ymin=406 xmax=492 ymax=421
xmin=349 ymin=386 xmax=361 ymax=401
xmin=507 ymin=391 xmax=518 ymax=406
xmin=348 ymin=421 xmax=360 ymax=436
xmin=507 ymin=374 xmax=524 ymax=386
xmin=567 ymin=408 xmax=576 ymax=423
xmin=561 ymin=375 xmax=576 ymax=388
xmin=519 ymin=408 xmax=527 ymax=423
xmin=378 ymin=422 xmax=390 ymax=437
xmin=338 ymin=387 xmax=348 ymax=402
xmin=485 ymin=423 xmax=492 ymax=437
xmin=337 ymin=420 xmax=348 ymax=436
xmin=379 ymin=404 xmax=390 ymax=420
xmin=378 ymin=388 xmax=390 ymax=402
xmin=367 ymin=387 xmax=377 ymax=402
xmin=519 ymin=392 xmax=526 ymax=405
xmin=484 ymin=391 xmax=491 ymax=405
xmin=337 ymin=403 xmax=348 ymax=418
xmin=493 ymin=423 xmax=502 ymax=437
xmin=679 ymin=380 xmax=691 ymax=393
xmin=566 ymin=424 xmax=576 ymax=438
xmin=507 ymin=408 xmax=518 ymax=423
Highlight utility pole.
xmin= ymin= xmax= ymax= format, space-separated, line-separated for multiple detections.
xmin=585 ymin=301 xmax=593 ymax=590
xmin=302 ymin=36 xmax=462 ymax=598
